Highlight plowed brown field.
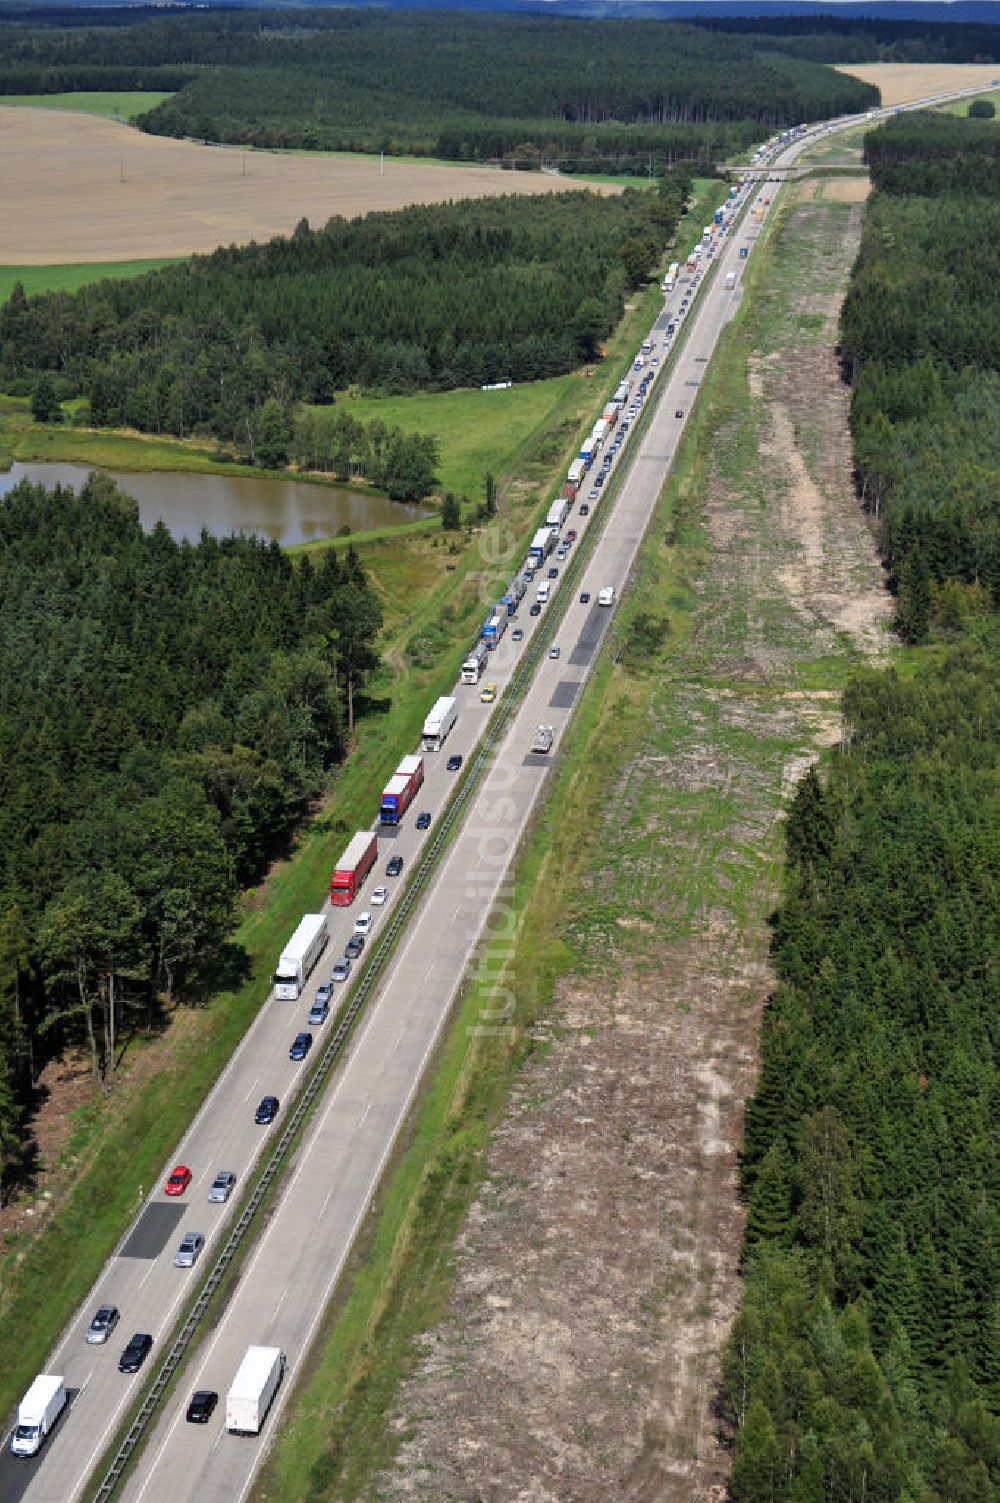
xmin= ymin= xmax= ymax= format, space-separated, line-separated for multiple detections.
xmin=835 ymin=62 xmax=1000 ymax=106
xmin=0 ymin=107 xmax=607 ymax=264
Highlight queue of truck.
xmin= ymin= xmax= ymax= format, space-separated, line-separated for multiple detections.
xmin=9 ymin=123 xmax=792 ymax=1476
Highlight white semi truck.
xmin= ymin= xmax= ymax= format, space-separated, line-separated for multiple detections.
xmin=462 ymin=640 xmax=489 ymax=684
xmin=273 ymin=913 xmax=328 ymax=1001
xmin=11 ymin=1375 xmax=66 ymax=1457
xmin=226 ymin=1346 xmax=286 ymax=1435
xmin=422 ymin=695 xmax=458 ymax=751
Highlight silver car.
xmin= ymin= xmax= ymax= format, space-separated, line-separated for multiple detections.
xmin=174 ymin=1232 xmax=205 ymax=1268
xmin=86 ymin=1304 xmax=120 ymax=1344
xmin=208 ymin=1170 xmax=236 ymax=1203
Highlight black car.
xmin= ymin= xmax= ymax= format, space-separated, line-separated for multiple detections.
xmin=289 ymin=1032 xmax=312 ymax=1062
xmin=529 ymin=602 xmax=542 ymax=617
xmin=579 ymin=503 xmax=590 ymax=516
xmin=186 ymin=1390 xmax=219 ymax=1425
xmin=119 ymin=1333 xmax=153 ymax=1374
xmin=254 ymin=1095 xmax=279 ymax=1125
xmin=416 ymin=811 xmax=432 ymax=830
xmin=386 ymin=854 xmax=404 ymax=877
xmin=446 ymin=754 xmax=463 ymax=772
xmin=547 ymin=567 xmax=559 ymax=579
xmin=580 ymin=591 xmax=591 ymax=605
xmin=345 ymin=933 xmax=365 ymax=960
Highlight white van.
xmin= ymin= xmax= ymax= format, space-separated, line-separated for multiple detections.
xmin=598 ymin=586 xmax=615 ymax=607
xmin=536 ymin=582 xmax=550 ymax=603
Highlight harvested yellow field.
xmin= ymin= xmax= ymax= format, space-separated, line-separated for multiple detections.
xmin=835 ymin=62 xmax=1000 ymax=107
xmin=0 ymin=107 xmax=610 ymax=264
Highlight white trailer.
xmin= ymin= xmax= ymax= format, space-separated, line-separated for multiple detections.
xmin=529 ymin=525 xmax=557 ymax=563
xmin=546 ymin=498 xmax=569 ymax=531
xmin=226 ymin=1346 xmax=286 ymax=1435
xmin=422 ymin=695 xmax=458 ymax=751
xmin=462 ymin=640 xmax=489 ymax=684
xmin=273 ymin=913 xmax=328 ymax=1001
xmin=11 ymin=1375 xmax=66 ymax=1457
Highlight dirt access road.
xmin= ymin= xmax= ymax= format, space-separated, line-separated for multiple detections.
xmin=372 ymin=181 xmax=894 ymax=1503
xmin=0 ymin=107 xmax=602 ymax=263
xmin=836 ymin=61 xmax=1000 ymax=106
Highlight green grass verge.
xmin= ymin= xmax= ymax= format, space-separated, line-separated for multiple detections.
xmin=0 ymin=259 xmax=184 ymax=303
xmin=0 ymin=90 xmax=172 ymax=118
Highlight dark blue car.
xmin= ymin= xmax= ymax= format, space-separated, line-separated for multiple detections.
xmin=289 ymin=1032 xmax=313 ymax=1062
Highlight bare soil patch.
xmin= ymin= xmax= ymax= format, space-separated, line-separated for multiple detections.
xmin=834 ymin=62 xmax=1000 ymax=107
xmin=809 ymin=177 xmax=871 ymax=203
xmin=0 ymin=108 xmax=605 ymax=264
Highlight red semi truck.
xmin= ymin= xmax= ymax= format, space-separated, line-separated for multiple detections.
xmin=379 ymin=754 xmax=424 ymax=826
xmin=330 ymin=830 xmax=378 ymax=905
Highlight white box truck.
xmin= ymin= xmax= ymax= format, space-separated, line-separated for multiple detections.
xmin=226 ymin=1346 xmax=286 ymax=1435
xmin=273 ymin=913 xmax=328 ymax=1001
xmin=545 ymin=498 xmax=568 ymax=531
xmin=422 ymin=695 xmax=458 ymax=752
xmin=724 ymin=270 xmax=737 ymax=290
xmin=11 ymin=1375 xmax=66 ymax=1457
xmin=531 ymin=725 xmax=554 ymax=754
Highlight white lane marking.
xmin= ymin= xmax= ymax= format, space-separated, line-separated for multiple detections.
xmin=318 ymin=1184 xmax=337 ymax=1222
xmin=242 ymin=1076 xmax=259 ymax=1103
xmin=271 ymin=1288 xmax=288 ymax=1325
xmin=357 ymin=1101 xmax=372 ymax=1130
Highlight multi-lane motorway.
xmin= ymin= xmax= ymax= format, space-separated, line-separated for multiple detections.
xmin=1 ymin=82 xmax=983 ymax=1503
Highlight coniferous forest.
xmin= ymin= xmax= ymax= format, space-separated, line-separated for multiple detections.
xmin=0 ymin=477 xmax=383 ymax=1178
xmin=840 ymin=114 xmax=1000 ymax=640
xmin=0 ymin=186 xmax=686 ymax=452
xmin=724 ymin=114 xmax=1000 ymax=1503
xmin=0 ymin=8 xmax=880 ymax=168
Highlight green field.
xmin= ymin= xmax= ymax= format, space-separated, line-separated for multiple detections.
xmin=0 ymin=259 xmax=183 ymax=303
xmin=0 ymin=90 xmax=172 ymax=118
xmin=943 ymin=88 xmax=1000 ymax=116
xmin=334 ymin=377 xmax=577 ymax=500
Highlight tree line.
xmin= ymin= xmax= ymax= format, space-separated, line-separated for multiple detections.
xmin=840 ymin=115 xmax=1000 ymax=640
xmin=0 ymin=476 xmax=383 ymax=1190
xmin=864 ymin=112 xmax=1000 ymax=196
xmin=0 ymin=187 xmax=680 ymax=453
xmin=0 ymin=8 xmax=877 ymax=167
xmin=722 ymin=651 xmax=1000 ymax=1503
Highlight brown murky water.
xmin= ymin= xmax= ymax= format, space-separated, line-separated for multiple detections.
xmin=0 ymin=461 xmax=429 ymax=544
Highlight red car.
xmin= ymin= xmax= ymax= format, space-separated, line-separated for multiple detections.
xmin=165 ymin=1165 xmax=192 ymax=1197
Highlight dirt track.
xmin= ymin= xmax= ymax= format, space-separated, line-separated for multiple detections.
xmin=0 ymin=108 xmax=603 ymax=264
xmin=835 ymin=61 xmax=1000 ymax=106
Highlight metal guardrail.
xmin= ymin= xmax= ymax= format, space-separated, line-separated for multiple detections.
xmin=88 ymin=194 xmax=739 ymax=1503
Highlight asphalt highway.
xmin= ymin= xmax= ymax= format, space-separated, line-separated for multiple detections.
xmin=1 ymin=82 xmax=982 ymax=1503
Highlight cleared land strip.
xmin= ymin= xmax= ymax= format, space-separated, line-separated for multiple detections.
xmin=0 ymin=108 xmax=608 ymax=264
xmin=369 ymin=185 xmax=894 ymax=1503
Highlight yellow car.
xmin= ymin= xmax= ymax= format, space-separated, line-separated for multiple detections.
xmin=480 ymin=681 xmax=497 ymax=704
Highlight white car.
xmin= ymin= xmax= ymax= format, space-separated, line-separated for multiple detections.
xmin=370 ymin=885 xmax=388 ymax=906
xmin=354 ymin=911 xmax=373 ymax=933
xmin=598 ymin=586 xmax=615 ymax=607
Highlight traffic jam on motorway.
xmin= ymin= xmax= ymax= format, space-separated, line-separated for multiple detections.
xmin=11 ymin=136 xmax=789 ymax=1477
